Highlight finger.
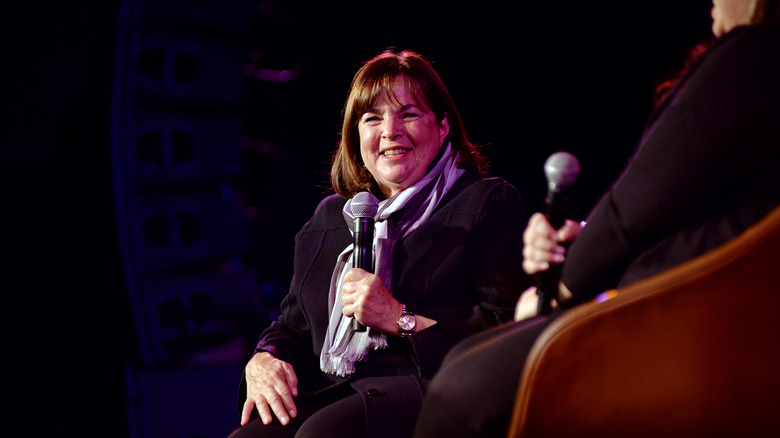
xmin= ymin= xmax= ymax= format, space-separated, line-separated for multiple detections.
xmin=341 ymin=282 xmax=355 ymax=300
xmin=524 ymin=245 xmax=564 ymax=266
xmin=264 ymin=392 xmax=292 ymax=425
xmin=523 ymin=214 xmax=543 ymax=244
xmin=528 ymin=212 xmax=547 ymax=226
xmin=282 ymin=362 xmax=299 ymax=397
xmin=253 ymin=397 xmax=274 ymax=425
xmin=524 ymin=215 xmax=555 ymax=249
xmin=261 ymin=364 xmax=299 ymax=425
xmin=271 ymin=382 xmax=298 ymax=422
xmin=342 ymin=276 xmax=373 ymax=305
xmin=540 ymin=245 xmax=566 ymax=263
xmin=240 ymin=399 xmax=255 ymax=426
xmin=523 ymin=258 xmax=549 ymax=275
xmin=531 ymin=234 xmax=564 ymax=253
xmin=557 ymin=219 xmax=582 ymax=242
xmin=522 ymin=243 xmax=533 ymax=259
xmin=523 ymin=244 xmax=543 ymax=274
xmin=276 ymin=363 xmax=298 ymax=419
xmin=345 ymin=296 xmax=367 ymax=320
xmin=341 ymin=280 xmax=361 ymax=307
xmin=342 ymin=303 xmax=356 ymax=318
xmin=341 ymin=289 xmax=362 ymax=315
xmin=530 ymin=213 xmax=556 ymax=236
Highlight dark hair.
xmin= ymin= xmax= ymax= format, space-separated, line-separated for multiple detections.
xmin=331 ymin=49 xmax=487 ymax=198
xmin=653 ymin=40 xmax=712 ymax=106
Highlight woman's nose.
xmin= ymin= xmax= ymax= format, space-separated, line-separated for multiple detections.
xmin=381 ymin=117 xmax=403 ymax=140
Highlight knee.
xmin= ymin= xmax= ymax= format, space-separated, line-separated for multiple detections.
xmin=424 ymin=365 xmax=471 ymax=416
xmin=415 ymin=369 xmax=472 ymax=437
xmin=294 ymin=397 xmax=365 ymax=438
xmin=226 ymin=416 xmax=265 ymax=438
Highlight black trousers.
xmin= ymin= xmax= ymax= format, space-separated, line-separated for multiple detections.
xmin=227 ymin=384 xmax=365 ymax=438
xmin=413 ymin=311 xmax=562 ymax=438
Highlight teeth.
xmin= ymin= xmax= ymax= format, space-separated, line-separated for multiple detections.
xmin=382 ymin=149 xmax=408 ymax=157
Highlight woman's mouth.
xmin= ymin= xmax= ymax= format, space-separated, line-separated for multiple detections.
xmin=381 ymin=148 xmax=411 ymax=157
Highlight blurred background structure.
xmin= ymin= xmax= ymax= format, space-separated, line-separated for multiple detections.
xmin=5 ymin=0 xmax=713 ymax=436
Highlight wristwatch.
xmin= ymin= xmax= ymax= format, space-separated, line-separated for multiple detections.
xmin=397 ymin=304 xmax=416 ymax=337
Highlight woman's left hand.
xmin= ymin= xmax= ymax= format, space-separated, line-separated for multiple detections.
xmin=514 ymin=283 xmax=574 ymax=321
xmin=342 ymin=268 xmax=404 ymax=334
xmin=514 ymin=286 xmax=541 ymax=321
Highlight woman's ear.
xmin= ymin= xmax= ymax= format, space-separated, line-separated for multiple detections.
xmin=439 ymin=112 xmax=451 ymax=143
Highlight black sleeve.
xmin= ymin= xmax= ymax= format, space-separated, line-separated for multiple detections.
xmin=562 ymin=26 xmax=780 ymax=299
xmin=254 ymin=195 xmax=348 ymax=372
xmin=409 ymin=178 xmax=532 ymax=377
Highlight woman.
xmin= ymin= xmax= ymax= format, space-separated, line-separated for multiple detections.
xmin=228 ymin=50 xmax=530 ymax=438
xmin=413 ymin=1 xmax=780 ymax=437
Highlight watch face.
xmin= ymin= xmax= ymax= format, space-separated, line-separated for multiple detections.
xmin=399 ymin=314 xmax=416 ymax=331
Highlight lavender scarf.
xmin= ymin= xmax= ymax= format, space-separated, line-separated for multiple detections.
xmin=320 ymin=142 xmax=465 ymax=376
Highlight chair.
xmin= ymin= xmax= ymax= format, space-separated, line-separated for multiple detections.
xmin=507 ymin=206 xmax=780 ymax=438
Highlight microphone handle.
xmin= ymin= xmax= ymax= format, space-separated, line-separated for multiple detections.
xmin=536 ymin=188 xmax=572 ymax=315
xmin=352 ymin=217 xmax=373 ymax=331
xmin=536 ymin=265 xmax=561 ymax=315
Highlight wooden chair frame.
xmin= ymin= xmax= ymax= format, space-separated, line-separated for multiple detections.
xmin=508 ymin=206 xmax=780 ymax=438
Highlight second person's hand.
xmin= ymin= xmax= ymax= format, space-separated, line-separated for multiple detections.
xmin=522 ymin=212 xmax=582 ymax=275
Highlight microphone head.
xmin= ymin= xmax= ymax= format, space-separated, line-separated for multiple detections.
xmin=544 ymin=151 xmax=581 ymax=190
xmin=352 ymin=191 xmax=379 ymax=218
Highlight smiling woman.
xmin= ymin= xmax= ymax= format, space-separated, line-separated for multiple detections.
xmin=331 ymin=50 xmax=487 ymax=200
xmin=228 ymin=49 xmax=531 ymax=438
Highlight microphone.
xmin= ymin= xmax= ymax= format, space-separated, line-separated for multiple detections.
xmin=351 ymin=191 xmax=378 ymax=331
xmin=537 ymin=152 xmax=581 ymax=315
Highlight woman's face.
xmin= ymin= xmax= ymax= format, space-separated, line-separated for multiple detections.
xmin=711 ymin=0 xmax=753 ymax=37
xmin=358 ymin=78 xmax=450 ymax=198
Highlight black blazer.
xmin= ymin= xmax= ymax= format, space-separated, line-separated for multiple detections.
xmin=563 ymin=25 xmax=780 ymax=300
xmin=243 ymin=170 xmax=530 ymax=435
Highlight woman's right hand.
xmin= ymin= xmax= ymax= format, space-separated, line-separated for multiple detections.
xmin=522 ymin=212 xmax=582 ymax=275
xmin=241 ymin=351 xmax=299 ymax=427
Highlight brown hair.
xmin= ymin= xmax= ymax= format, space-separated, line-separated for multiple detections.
xmin=330 ymin=49 xmax=487 ymax=199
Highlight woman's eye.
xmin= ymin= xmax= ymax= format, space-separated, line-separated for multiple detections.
xmin=363 ymin=115 xmax=380 ymax=123
xmin=403 ymin=112 xmax=420 ymax=119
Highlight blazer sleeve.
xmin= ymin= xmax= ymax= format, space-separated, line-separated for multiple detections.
xmin=254 ymin=195 xmax=349 ymax=375
xmin=562 ymin=26 xmax=780 ymax=299
xmin=408 ymin=177 xmax=532 ymax=378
